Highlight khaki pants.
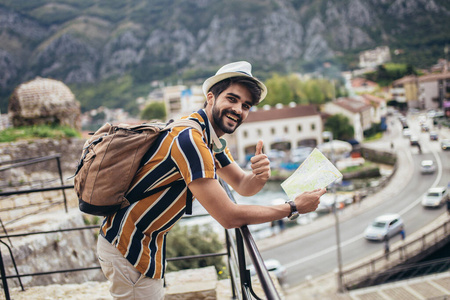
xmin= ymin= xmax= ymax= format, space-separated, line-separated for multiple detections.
xmin=97 ymin=235 xmax=164 ymax=300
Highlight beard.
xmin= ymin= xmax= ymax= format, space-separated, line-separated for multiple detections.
xmin=212 ymin=104 xmax=242 ymax=134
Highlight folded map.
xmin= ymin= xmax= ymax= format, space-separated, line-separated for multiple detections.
xmin=281 ymin=148 xmax=343 ymax=200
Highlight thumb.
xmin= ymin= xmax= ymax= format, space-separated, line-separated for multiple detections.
xmin=255 ymin=140 xmax=264 ymax=155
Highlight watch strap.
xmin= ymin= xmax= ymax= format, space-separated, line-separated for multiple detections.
xmin=286 ymin=200 xmax=297 ymax=217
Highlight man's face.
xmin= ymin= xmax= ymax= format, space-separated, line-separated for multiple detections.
xmin=208 ymin=83 xmax=253 ymax=135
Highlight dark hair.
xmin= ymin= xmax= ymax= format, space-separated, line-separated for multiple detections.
xmin=204 ymin=76 xmax=262 ymax=107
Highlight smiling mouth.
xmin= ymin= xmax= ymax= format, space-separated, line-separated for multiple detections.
xmin=226 ymin=114 xmax=239 ymax=122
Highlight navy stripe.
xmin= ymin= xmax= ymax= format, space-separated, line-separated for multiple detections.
xmin=127 ymin=159 xmax=176 ymax=201
xmin=147 ymin=204 xmax=185 ymax=276
xmin=215 ymin=151 xmax=232 ymax=168
xmin=126 ymin=229 xmax=145 ymax=265
xmin=136 ymin=182 xmax=186 ymax=230
xmin=177 ymin=130 xmax=203 ymax=179
xmin=103 ymin=208 xmax=128 ymax=241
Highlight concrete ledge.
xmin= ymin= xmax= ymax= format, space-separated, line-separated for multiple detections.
xmin=164 ymin=266 xmax=218 ymax=299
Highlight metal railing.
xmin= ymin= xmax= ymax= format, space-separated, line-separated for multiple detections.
xmin=0 ymin=155 xmax=70 ymax=227
xmin=0 ymin=156 xmax=281 ymax=300
xmin=341 ymin=217 xmax=450 ymax=290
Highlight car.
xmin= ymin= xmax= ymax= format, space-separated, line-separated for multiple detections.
xmin=363 ymin=214 xmax=404 ymax=241
xmin=421 ymin=124 xmax=430 ymax=132
xmin=421 ymin=187 xmax=449 ymax=208
xmin=409 ymin=135 xmax=419 ymax=146
xmin=441 ymin=139 xmax=450 ymax=150
xmin=290 ymin=146 xmax=313 ymax=163
xmin=247 ymin=259 xmax=287 ymax=285
xmin=267 ymin=149 xmax=286 ymax=160
xmin=429 ymin=131 xmax=439 ymax=141
xmin=420 ymin=160 xmax=436 ymax=174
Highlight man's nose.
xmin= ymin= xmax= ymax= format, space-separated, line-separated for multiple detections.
xmin=231 ymin=103 xmax=242 ymax=115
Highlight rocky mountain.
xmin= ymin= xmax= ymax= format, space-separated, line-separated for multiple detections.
xmin=0 ymin=0 xmax=449 ymax=112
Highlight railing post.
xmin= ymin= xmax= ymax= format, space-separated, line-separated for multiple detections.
xmin=0 ymin=248 xmax=11 ymax=300
xmin=235 ymin=229 xmax=249 ymax=299
xmin=55 ymin=157 xmax=68 ymax=213
xmin=225 ymin=231 xmax=237 ymax=299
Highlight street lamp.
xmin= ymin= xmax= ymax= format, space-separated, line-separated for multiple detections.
xmin=322 ymin=131 xmax=344 ymax=293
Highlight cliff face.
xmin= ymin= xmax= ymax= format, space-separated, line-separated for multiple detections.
xmin=0 ymin=0 xmax=449 ymax=96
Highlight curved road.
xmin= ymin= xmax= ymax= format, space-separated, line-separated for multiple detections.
xmin=260 ymin=113 xmax=450 ymax=288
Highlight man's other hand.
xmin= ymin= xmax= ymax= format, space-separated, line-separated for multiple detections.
xmin=250 ymin=140 xmax=271 ymax=181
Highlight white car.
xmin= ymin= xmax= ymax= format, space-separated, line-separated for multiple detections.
xmin=420 ymin=160 xmax=436 ymax=174
xmin=363 ymin=214 xmax=404 ymax=241
xmin=422 ymin=187 xmax=449 ymax=208
xmin=247 ymin=259 xmax=287 ymax=285
xmin=402 ymin=128 xmax=411 ymax=138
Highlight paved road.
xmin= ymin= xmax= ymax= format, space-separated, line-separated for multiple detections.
xmin=255 ymin=112 xmax=450 ymax=289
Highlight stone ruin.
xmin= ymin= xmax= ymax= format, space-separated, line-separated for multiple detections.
xmin=8 ymin=77 xmax=81 ymax=130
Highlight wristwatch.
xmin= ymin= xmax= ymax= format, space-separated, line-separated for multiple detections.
xmin=286 ymin=200 xmax=299 ymax=220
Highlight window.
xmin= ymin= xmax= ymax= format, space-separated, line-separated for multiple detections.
xmin=271 ymin=128 xmax=275 ymax=134
xmin=284 ymin=126 xmax=288 ymax=133
xmin=311 ymin=123 xmax=316 ymax=131
xmin=297 ymin=125 xmax=302 ymax=132
xmin=257 ymin=129 xmax=262 ymax=136
xmin=243 ymin=130 xmax=248 ymax=138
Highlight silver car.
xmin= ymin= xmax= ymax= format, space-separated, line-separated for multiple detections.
xmin=247 ymin=259 xmax=287 ymax=285
xmin=364 ymin=214 xmax=404 ymax=241
xmin=420 ymin=160 xmax=436 ymax=174
xmin=422 ymin=187 xmax=449 ymax=208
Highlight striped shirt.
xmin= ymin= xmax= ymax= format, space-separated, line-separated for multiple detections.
xmin=100 ymin=109 xmax=234 ymax=278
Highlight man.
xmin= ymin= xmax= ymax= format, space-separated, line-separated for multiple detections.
xmin=97 ymin=61 xmax=326 ymax=299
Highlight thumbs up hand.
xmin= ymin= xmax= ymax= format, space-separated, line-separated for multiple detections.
xmin=250 ymin=140 xmax=271 ymax=181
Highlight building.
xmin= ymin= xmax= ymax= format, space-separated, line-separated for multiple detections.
xmin=359 ymin=46 xmax=391 ymax=69
xmin=163 ymin=85 xmax=186 ymax=118
xmin=146 ymin=85 xmax=205 ymax=120
xmin=418 ymin=72 xmax=450 ymax=110
xmin=360 ymin=94 xmax=388 ymax=124
xmin=322 ymin=98 xmax=373 ymax=142
xmin=351 ymin=78 xmax=379 ymax=94
xmin=391 ymin=76 xmax=419 ymax=108
xmin=229 ymin=104 xmax=323 ymax=165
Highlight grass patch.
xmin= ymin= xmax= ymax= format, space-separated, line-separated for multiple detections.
xmin=364 ymin=132 xmax=383 ymax=142
xmin=340 ymin=162 xmax=376 ymax=173
xmin=0 ymin=125 xmax=81 ymax=143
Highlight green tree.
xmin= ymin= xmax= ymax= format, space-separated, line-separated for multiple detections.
xmin=324 ymin=114 xmax=354 ymax=141
xmin=165 ymin=224 xmax=227 ymax=277
xmin=263 ymin=73 xmax=294 ymax=106
xmin=263 ymin=74 xmax=336 ymax=106
xmin=140 ymin=102 xmax=166 ymax=121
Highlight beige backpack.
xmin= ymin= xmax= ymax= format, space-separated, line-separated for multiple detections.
xmin=72 ymin=120 xmax=202 ymax=216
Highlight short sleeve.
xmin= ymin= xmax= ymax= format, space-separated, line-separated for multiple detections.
xmin=214 ymin=147 xmax=234 ymax=169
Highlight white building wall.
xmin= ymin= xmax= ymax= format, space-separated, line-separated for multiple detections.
xmin=419 ymin=81 xmax=440 ymax=110
xmin=322 ymin=103 xmax=364 ymax=142
xmin=232 ymin=115 xmax=323 ymax=165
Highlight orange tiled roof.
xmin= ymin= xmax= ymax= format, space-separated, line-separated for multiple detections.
xmin=351 ymin=78 xmax=378 ymax=88
xmin=245 ymin=105 xmax=319 ymax=123
xmin=392 ymin=75 xmax=418 ymax=86
xmin=418 ymin=72 xmax=450 ymax=83
xmin=331 ymin=97 xmax=372 ymax=113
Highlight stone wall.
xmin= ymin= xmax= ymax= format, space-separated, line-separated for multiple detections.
xmin=2 ymin=209 xmax=104 ymax=288
xmin=0 ymin=138 xmax=85 ymax=222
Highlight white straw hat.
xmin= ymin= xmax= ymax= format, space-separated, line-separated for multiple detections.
xmin=202 ymin=61 xmax=267 ymax=104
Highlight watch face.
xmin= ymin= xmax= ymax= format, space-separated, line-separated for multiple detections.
xmin=289 ymin=212 xmax=300 ymax=220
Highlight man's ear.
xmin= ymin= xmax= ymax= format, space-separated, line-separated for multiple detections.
xmin=206 ymin=92 xmax=215 ymax=106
